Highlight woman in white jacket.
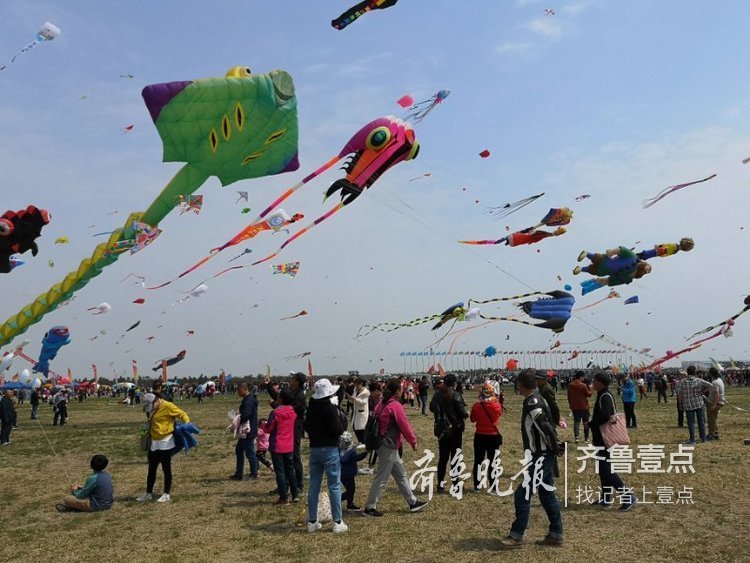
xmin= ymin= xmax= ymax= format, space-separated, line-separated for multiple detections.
xmin=347 ymin=378 xmax=370 ymax=443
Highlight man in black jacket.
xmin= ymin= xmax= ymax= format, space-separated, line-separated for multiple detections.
xmin=501 ymin=370 xmax=563 ymax=549
xmin=269 ymin=372 xmax=307 ymax=491
xmin=30 ymin=388 xmax=40 ymax=420
xmin=0 ymin=389 xmax=15 ymax=444
xmin=305 ymin=378 xmax=347 ymax=533
xmin=429 ymin=373 xmax=467 ymax=493
xmin=230 ymin=382 xmax=258 ymax=480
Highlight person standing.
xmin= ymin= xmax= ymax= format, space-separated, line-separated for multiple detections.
xmin=656 ymin=373 xmax=668 ymax=403
xmin=621 ymin=375 xmax=637 ymax=429
xmin=637 ymin=376 xmax=647 ymax=400
xmin=535 ymin=372 xmax=561 ymax=427
xmin=136 ymin=386 xmax=190 ymax=503
xmin=566 ymin=371 xmax=592 ymax=443
xmin=53 ymin=390 xmax=69 ymax=426
xmin=305 ymin=378 xmax=347 ymax=533
xmin=363 ymin=379 xmax=428 ymax=517
xmin=0 ymin=389 xmax=15 ymax=445
xmin=676 ymin=366 xmax=712 ymax=444
xmin=347 ymin=378 xmax=370 ymax=444
xmin=500 ymin=370 xmax=563 ymax=549
xmin=469 ymin=383 xmax=502 ymax=492
xmin=230 ymin=382 xmax=259 ymax=481
xmin=30 ymin=388 xmax=40 ymax=420
xmin=418 ymin=376 xmax=430 ymax=416
xmin=706 ymin=367 xmax=725 ymax=441
xmin=590 ymin=373 xmax=636 ymax=512
xmin=675 ymin=371 xmax=685 ymax=426
xmin=268 ymin=372 xmax=307 ymax=493
xmin=429 ymin=373 xmax=467 ymax=494
xmin=262 ymin=389 xmax=298 ymax=505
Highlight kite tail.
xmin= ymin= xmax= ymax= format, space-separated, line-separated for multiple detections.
xmin=642 ymin=174 xmax=717 ymax=209
xmin=469 ymin=291 xmax=544 ymax=306
xmin=477 ymin=314 xmax=543 ymax=330
xmin=252 ymin=202 xmax=346 ymax=267
xmin=458 ymin=238 xmax=506 ymax=245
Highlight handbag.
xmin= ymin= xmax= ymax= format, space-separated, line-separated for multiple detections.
xmin=433 ymin=403 xmax=453 ymax=440
xmin=599 ymin=393 xmax=630 ymax=449
xmin=140 ymin=423 xmax=152 ymax=453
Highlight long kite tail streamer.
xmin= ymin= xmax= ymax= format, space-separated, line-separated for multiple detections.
xmin=251 ymin=202 xmax=346 ymax=266
xmin=684 ymin=300 xmax=750 ymax=341
xmin=641 ymin=173 xmax=717 ymax=209
xmin=487 ymin=193 xmax=545 ymax=220
xmin=357 ymin=313 xmax=444 ymax=338
xmin=458 ymin=238 xmax=507 ymax=246
xmin=575 ymin=290 xmax=620 ymax=312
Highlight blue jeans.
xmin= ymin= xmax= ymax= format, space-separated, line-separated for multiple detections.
xmin=271 ymin=452 xmax=298 ymax=500
xmin=686 ymin=408 xmax=706 ymax=442
xmin=510 ymin=454 xmax=563 ymax=541
xmin=235 ymin=437 xmax=258 ymax=478
xmin=420 ymin=394 xmax=428 ymax=415
xmin=307 ymin=446 xmax=342 ymax=523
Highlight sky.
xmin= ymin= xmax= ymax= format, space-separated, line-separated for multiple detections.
xmin=2 ymin=0 xmax=750 ymax=380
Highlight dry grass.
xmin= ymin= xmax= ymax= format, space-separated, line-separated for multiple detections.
xmin=1 ymin=387 xmax=750 ymax=563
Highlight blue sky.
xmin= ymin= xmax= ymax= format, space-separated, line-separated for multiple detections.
xmin=3 ymin=1 xmax=750 ymax=380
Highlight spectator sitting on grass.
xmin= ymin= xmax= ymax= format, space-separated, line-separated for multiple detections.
xmin=56 ymin=454 xmax=114 ymax=512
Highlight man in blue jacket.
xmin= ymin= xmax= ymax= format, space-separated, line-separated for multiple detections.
xmin=230 ymin=382 xmax=259 ymax=480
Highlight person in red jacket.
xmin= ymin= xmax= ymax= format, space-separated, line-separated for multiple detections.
xmin=469 ymin=383 xmax=503 ymax=492
xmin=566 ymin=371 xmax=593 ymax=443
xmin=261 ymin=389 xmax=298 ymax=505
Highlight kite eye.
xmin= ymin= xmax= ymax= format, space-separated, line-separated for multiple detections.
xmin=406 ymin=141 xmax=420 ymax=161
xmin=366 ymin=127 xmax=391 ymax=150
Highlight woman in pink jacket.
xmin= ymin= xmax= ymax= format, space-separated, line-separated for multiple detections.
xmin=261 ymin=389 xmax=298 ymax=505
xmin=363 ymin=379 xmax=429 ymax=517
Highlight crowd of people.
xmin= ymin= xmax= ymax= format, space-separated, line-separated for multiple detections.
xmin=0 ymin=363 xmax=734 ymax=549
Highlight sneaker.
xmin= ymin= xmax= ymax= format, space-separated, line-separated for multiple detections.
xmin=535 ymin=535 xmax=564 ymax=547
xmin=574 ymin=438 xmax=579 ymax=444
xmin=500 ymin=536 xmax=523 ymax=549
xmin=577 ymin=250 xmax=587 ymax=262
xmin=409 ymin=500 xmax=428 ymax=513
xmin=136 ymin=493 xmax=153 ymax=502
xmin=332 ymin=520 xmax=349 ymax=534
xmin=273 ymin=497 xmax=290 ymax=506
xmin=572 ymin=266 xmax=582 ymax=275
xmin=363 ymin=507 xmax=383 ymax=517
xmin=55 ymin=503 xmax=70 ymax=512
xmin=229 ymin=474 xmax=242 ymax=481
xmin=307 ymin=520 xmax=322 ymax=533
xmin=619 ymin=497 xmax=636 ymax=512
xmin=156 ymin=494 xmax=171 ymax=503
xmin=358 ymin=467 xmax=373 ymax=475
xmin=346 ymin=504 xmax=361 ymax=511
xmin=291 ymin=497 xmax=300 ymax=503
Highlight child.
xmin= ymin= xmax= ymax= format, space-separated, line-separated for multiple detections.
xmin=261 ymin=389 xmax=298 ymax=505
xmin=339 ymin=432 xmax=368 ymax=510
xmin=56 ymin=454 xmax=114 ymax=512
xmin=256 ymin=418 xmax=273 ymax=471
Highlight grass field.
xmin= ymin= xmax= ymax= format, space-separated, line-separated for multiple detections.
xmin=1 ymin=386 xmax=750 ymax=563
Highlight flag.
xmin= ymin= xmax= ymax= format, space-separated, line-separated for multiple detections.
xmin=219 ymin=370 xmax=226 ymax=385
xmin=92 ymin=364 xmax=99 ymax=384
xmin=131 ymin=360 xmax=138 ymax=385
xmin=379 ymin=368 xmax=385 ymax=375
xmin=438 ymin=363 xmax=446 ymax=377
xmin=161 ymin=360 xmax=167 ymax=383
xmin=67 ymin=367 xmax=72 ymax=381
xmin=307 ymin=358 xmax=314 ymax=385
xmin=265 ymin=364 xmax=271 ymax=382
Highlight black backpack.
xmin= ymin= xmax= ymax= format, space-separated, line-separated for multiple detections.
xmin=364 ymin=413 xmax=381 ymax=451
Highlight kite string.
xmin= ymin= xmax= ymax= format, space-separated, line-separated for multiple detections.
xmin=33 ymin=416 xmax=74 ymax=488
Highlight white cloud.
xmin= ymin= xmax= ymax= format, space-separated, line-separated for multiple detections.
xmin=495 ymin=41 xmax=534 ymax=55
xmin=527 ymin=17 xmax=565 ymax=38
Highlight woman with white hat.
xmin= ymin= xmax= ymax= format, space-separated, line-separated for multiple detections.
xmin=305 ymin=378 xmax=347 ymax=533
xmin=136 ymin=383 xmax=190 ymax=503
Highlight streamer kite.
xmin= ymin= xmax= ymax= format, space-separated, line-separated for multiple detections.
xmin=175 ymin=195 xmax=204 ymax=215
xmin=0 ymin=22 xmax=60 ymax=72
xmin=575 ymin=289 xmax=620 ymax=312
xmin=402 ymin=90 xmax=450 ymax=124
xmin=152 ymin=350 xmax=187 ymax=371
xmin=486 ymin=193 xmax=544 ymax=220
xmin=281 ymin=310 xmax=308 ymax=321
xmin=332 ymin=0 xmax=398 ymax=30
xmin=461 ymin=206 xmax=570 ymax=246
xmin=249 ymin=116 xmax=419 ymax=267
xmin=272 ymin=262 xmax=300 ymax=278
xmin=684 ymin=296 xmax=750 ymax=341
xmin=228 ymin=248 xmax=253 ymax=263
xmin=87 ymin=303 xmax=112 ymax=315
xmin=357 ymin=302 xmax=470 ymax=337
xmin=624 ymin=296 xmax=639 ymax=305
xmin=641 ymin=174 xmax=717 ymax=209
xmin=33 ymin=326 xmax=70 ymax=377
xmin=469 ymin=290 xmax=575 ymax=333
